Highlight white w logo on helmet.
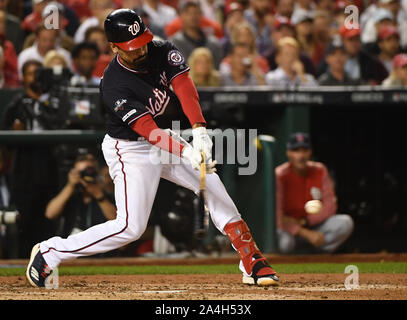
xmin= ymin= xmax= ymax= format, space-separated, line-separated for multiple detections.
xmin=128 ymin=20 xmax=140 ymax=36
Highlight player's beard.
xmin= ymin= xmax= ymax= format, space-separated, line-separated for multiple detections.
xmin=132 ymin=54 xmax=149 ymax=72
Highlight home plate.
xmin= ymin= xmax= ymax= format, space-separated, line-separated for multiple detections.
xmin=138 ymin=290 xmax=186 ymax=294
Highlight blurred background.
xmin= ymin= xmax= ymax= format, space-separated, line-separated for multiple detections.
xmin=0 ymin=0 xmax=406 ymax=259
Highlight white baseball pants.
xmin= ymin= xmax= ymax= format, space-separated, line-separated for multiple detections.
xmin=40 ymin=134 xmax=242 ymax=269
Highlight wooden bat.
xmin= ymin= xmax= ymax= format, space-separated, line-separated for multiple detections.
xmin=194 ymin=151 xmax=208 ymax=240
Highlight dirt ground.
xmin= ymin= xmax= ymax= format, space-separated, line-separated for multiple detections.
xmin=0 ymin=273 xmax=406 ymax=300
xmin=1 ymin=254 xmax=406 ymax=300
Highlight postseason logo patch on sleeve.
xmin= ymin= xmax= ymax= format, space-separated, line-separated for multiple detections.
xmin=167 ymin=50 xmax=185 ymax=66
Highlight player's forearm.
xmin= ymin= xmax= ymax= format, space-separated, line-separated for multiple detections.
xmin=45 ymin=184 xmax=74 ymax=220
xmin=171 ymin=72 xmax=206 ymax=127
xmin=131 ymin=114 xmax=184 ymax=157
xmin=297 ymin=227 xmax=312 ymax=240
xmin=282 ymin=216 xmax=306 ymax=227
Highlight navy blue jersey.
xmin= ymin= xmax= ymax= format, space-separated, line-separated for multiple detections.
xmin=100 ymin=40 xmax=190 ymax=140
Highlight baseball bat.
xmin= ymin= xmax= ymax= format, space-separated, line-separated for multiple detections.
xmin=194 ymin=151 xmax=208 ymax=240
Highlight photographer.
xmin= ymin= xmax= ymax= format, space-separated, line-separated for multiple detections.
xmin=45 ymin=153 xmax=116 ymax=237
xmin=1 ymin=59 xmax=60 ymax=257
xmin=2 ymin=59 xmax=62 ymax=131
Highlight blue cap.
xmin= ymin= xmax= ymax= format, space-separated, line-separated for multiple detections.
xmin=286 ymin=132 xmax=312 ymax=150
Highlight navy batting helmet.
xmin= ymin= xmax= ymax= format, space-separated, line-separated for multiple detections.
xmin=104 ymin=9 xmax=153 ymax=51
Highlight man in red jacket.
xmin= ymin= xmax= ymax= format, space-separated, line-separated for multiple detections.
xmin=275 ymin=132 xmax=354 ymax=253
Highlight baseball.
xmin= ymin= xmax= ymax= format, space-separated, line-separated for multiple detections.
xmin=305 ymin=200 xmax=322 ymax=215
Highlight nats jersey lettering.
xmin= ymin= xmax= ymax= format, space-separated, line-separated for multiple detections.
xmin=159 ymin=71 xmax=169 ymax=87
xmin=146 ymin=88 xmax=170 ymax=117
xmin=100 ymin=40 xmax=190 ymax=140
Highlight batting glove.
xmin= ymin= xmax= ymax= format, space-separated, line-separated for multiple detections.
xmin=182 ymin=144 xmax=217 ymax=174
xmin=192 ymin=126 xmax=213 ymax=163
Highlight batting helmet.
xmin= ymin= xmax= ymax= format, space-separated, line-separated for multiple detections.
xmin=104 ymin=9 xmax=153 ymax=51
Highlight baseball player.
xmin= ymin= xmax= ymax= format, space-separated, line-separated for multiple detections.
xmin=26 ymin=9 xmax=279 ymax=287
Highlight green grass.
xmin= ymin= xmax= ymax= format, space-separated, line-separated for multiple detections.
xmin=1 ymin=262 xmax=407 ymax=277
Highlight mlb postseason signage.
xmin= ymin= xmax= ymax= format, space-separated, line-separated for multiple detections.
xmin=197 ymin=86 xmax=407 ymax=106
xmin=0 ymin=87 xmax=407 ymax=144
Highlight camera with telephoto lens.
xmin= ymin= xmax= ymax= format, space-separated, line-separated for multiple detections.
xmin=80 ymin=166 xmax=98 ymax=184
xmin=0 ymin=209 xmax=20 ymax=225
xmin=34 ymin=66 xmax=73 ymax=94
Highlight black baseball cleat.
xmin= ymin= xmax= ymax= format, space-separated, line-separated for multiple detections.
xmin=242 ymin=254 xmax=279 ymax=286
xmin=26 ymin=243 xmax=53 ymax=287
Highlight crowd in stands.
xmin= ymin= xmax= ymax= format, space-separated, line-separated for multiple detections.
xmin=0 ymin=0 xmax=406 ymax=258
xmin=0 ymin=0 xmax=404 ymax=90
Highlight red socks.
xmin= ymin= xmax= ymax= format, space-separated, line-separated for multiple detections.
xmin=224 ymin=220 xmax=276 ymax=277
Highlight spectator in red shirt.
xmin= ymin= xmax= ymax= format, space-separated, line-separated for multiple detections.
xmin=275 ymin=132 xmax=354 ymax=254
xmin=22 ymin=0 xmax=79 ymax=37
xmin=21 ymin=0 xmax=51 ymax=34
xmin=0 ymin=46 xmax=5 ymax=88
xmin=0 ymin=0 xmax=24 ymax=54
xmin=62 ymin=0 xmax=92 ymax=22
xmin=0 ymin=10 xmax=18 ymax=87
xmin=2 ymin=40 xmax=19 ymax=87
